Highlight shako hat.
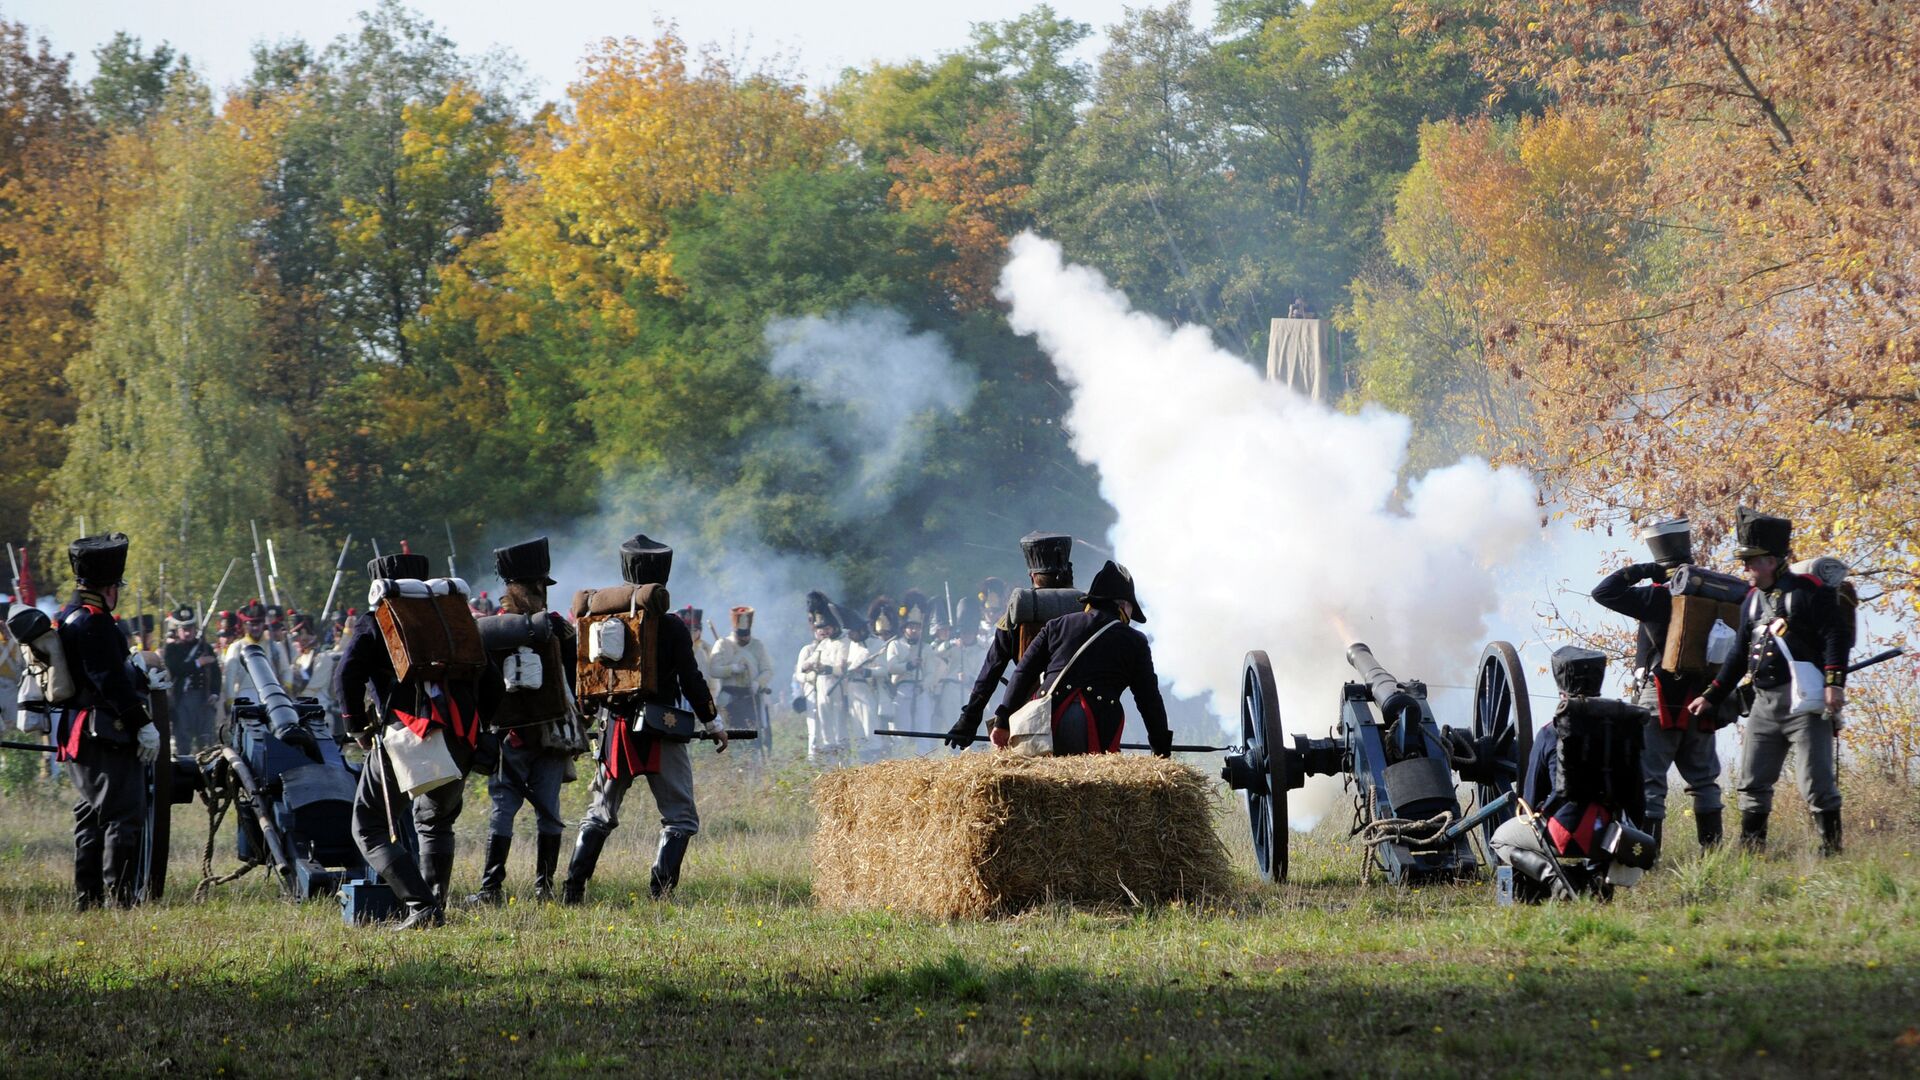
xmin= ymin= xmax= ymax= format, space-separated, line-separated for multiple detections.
xmin=868 ymin=596 xmax=897 ymax=636
xmin=1639 ymin=517 xmax=1693 ymax=569
xmin=166 ymin=604 xmax=197 ymax=631
xmin=1551 ymin=645 xmax=1607 ymax=698
xmin=900 ymin=589 xmax=929 ymax=627
xmin=1019 ymin=532 xmax=1073 ymax=577
xmin=69 ymin=533 xmax=130 ymax=587
xmin=368 ymin=552 xmax=431 ymax=581
xmin=619 ymin=534 xmax=673 ymax=586
xmin=806 ymin=590 xmax=839 ymax=632
xmin=1733 ymin=506 xmax=1791 ymax=560
xmin=952 ymin=596 xmax=980 ymax=634
xmin=676 ymin=605 xmax=703 ymax=630
xmin=1084 ymin=560 xmax=1145 ymax=623
xmin=495 ymin=537 xmax=556 ymax=585
xmin=239 ymin=599 xmax=268 ymax=625
xmin=730 ymin=606 xmax=755 ymax=631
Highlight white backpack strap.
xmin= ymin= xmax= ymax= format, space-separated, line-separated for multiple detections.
xmin=1045 ymin=617 xmax=1120 ymax=696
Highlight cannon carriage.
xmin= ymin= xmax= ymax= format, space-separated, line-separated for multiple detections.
xmin=1221 ymin=641 xmax=1534 ymax=884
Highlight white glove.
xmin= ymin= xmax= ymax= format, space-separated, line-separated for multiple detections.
xmin=705 ymin=720 xmax=728 ymax=753
xmin=136 ymin=722 xmax=161 ymax=764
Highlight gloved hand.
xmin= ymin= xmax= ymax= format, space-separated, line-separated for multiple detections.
xmin=943 ymin=716 xmax=979 ymax=750
xmin=1632 ymin=562 xmax=1671 ymax=583
xmin=136 ymin=722 xmax=160 ymax=764
xmin=705 ymin=720 xmax=729 ymax=753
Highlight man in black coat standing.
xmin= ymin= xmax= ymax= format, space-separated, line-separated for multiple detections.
xmin=55 ymin=533 xmax=159 ymax=909
xmin=945 ymin=532 xmax=1082 ymax=749
xmin=336 ymin=551 xmax=491 ymax=929
xmin=996 ymin=561 xmax=1171 ymax=757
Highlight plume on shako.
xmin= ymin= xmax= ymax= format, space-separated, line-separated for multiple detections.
xmin=867 ymin=595 xmax=897 ymax=636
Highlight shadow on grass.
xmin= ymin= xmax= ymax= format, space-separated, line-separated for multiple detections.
xmin=3 ymin=950 xmax=1916 ymax=1078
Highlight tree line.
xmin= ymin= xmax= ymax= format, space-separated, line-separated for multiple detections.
xmin=1 ymin=0 xmax=1912 ymax=622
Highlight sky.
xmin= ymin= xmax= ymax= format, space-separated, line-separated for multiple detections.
xmin=7 ymin=0 xmax=1220 ymax=99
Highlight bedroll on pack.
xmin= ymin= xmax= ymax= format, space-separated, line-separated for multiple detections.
xmin=8 ymin=605 xmax=77 ymax=705
xmin=1005 ymin=587 xmax=1086 ymax=659
xmin=368 ymin=577 xmax=487 ymax=684
xmin=570 ymin=584 xmax=666 ymax=705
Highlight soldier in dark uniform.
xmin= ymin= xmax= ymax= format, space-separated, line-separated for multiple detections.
xmin=945 ymin=532 xmax=1081 ymax=749
xmin=468 ymin=538 xmax=579 ymax=905
xmin=1590 ymin=518 xmax=1727 ymax=851
xmin=162 ymin=604 xmax=219 ymax=754
xmin=335 ymin=551 xmax=493 ymax=929
xmin=1687 ymin=509 xmax=1852 ymax=854
xmin=54 ymin=533 xmax=159 ymax=909
xmin=562 ymin=535 xmax=726 ymax=905
xmin=997 ymin=561 xmax=1171 ymax=757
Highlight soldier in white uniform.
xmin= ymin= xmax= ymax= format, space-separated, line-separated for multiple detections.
xmin=220 ymin=600 xmax=293 ymax=730
xmin=885 ymin=600 xmax=944 ymax=748
xmin=678 ymin=606 xmax=720 ymax=703
xmin=932 ymin=598 xmax=984 ymax=742
xmin=796 ymin=593 xmax=856 ymax=763
xmin=711 ymin=606 xmax=774 ymax=756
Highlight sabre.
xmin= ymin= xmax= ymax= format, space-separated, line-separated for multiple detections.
xmin=318 ymin=535 xmax=354 ymax=630
xmin=875 ymin=729 xmax=1232 ymax=754
xmin=198 ymin=558 xmax=240 ymax=631
xmin=249 ymin=521 xmax=270 ymax=606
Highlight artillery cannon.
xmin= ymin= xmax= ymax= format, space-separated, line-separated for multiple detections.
xmin=1221 ymin=641 xmax=1533 ymax=884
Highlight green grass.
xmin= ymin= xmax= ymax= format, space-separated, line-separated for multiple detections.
xmin=3 ymin=749 xmax=1920 ymax=1077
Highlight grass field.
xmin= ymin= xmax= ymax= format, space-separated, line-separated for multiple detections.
xmin=3 ymin=742 xmax=1919 ymax=1078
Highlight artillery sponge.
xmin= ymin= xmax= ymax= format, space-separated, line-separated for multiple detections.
xmin=812 ymin=753 xmax=1232 ymax=919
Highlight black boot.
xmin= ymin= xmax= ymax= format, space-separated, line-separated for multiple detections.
xmin=1739 ymin=810 xmax=1769 ymax=852
xmin=1816 ymin=809 xmax=1843 ymax=856
xmin=1507 ymin=850 xmax=1574 ymax=902
xmin=393 ymin=901 xmax=446 ymax=931
xmin=562 ymin=829 xmax=607 ymax=905
xmin=423 ymin=849 xmax=456 ymax=909
xmin=649 ymin=832 xmax=691 ymax=899
xmin=1696 ymin=809 xmax=1724 ymax=849
xmin=534 ymin=833 xmax=562 ymax=902
xmin=465 ymin=834 xmax=511 ymax=906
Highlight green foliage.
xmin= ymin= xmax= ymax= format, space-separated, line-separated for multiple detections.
xmin=87 ymin=31 xmax=184 ymax=128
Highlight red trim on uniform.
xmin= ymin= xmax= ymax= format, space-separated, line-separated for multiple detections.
xmin=1546 ymin=803 xmax=1612 ymax=857
xmin=389 ymin=683 xmax=478 ymax=748
xmin=58 ymin=708 xmax=89 ymax=762
xmin=602 ymin=719 xmax=662 ymax=780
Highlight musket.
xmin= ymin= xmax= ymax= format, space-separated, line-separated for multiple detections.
xmin=370 ymin=538 xmax=383 ymax=561
xmin=198 ymin=558 xmax=239 ymax=631
xmin=0 ymin=740 xmax=54 ymax=754
xmin=249 ymin=521 xmax=271 ymax=607
xmin=875 ymin=729 xmax=1231 ymax=754
xmin=6 ymin=543 xmax=20 ymax=590
xmin=1847 ymin=647 xmax=1905 ymax=675
xmin=317 ymin=535 xmax=354 ymax=631
xmin=444 ymin=522 xmax=458 ymax=580
xmin=944 ymin=581 xmax=954 ymax=629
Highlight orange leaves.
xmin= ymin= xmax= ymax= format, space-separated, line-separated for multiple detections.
xmin=479 ymin=28 xmax=837 ymax=333
xmin=886 ymin=112 xmax=1033 ymax=310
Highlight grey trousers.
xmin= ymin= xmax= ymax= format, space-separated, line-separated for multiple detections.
xmin=578 ymin=740 xmax=699 ymax=842
xmin=1490 ymin=816 xmax=1547 ymax=865
xmin=350 ymin=740 xmax=466 ymax=906
xmin=487 ymin=738 xmax=569 ymax=838
xmin=1637 ymin=684 xmax=1723 ymax=821
xmin=1738 ymin=686 xmax=1841 ymax=815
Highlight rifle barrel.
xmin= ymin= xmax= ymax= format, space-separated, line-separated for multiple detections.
xmin=873 ymin=729 xmax=1229 ymax=753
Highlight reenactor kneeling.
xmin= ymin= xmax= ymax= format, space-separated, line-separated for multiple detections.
xmin=1492 ymin=647 xmax=1659 ymax=902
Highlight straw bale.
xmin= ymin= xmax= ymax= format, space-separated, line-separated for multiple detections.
xmin=812 ymin=753 xmax=1232 ymax=919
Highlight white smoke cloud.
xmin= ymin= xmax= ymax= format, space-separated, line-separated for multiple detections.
xmin=766 ymin=307 xmax=977 ymax=513
xmin=998 ymin=233 xmax=1542 ymax=818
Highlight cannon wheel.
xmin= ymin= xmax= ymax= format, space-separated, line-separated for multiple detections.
xmin=1240 ymin=651 xmax=1290 ymax=883
xmin=1472 ymin=641 xmax=1533 ymax=853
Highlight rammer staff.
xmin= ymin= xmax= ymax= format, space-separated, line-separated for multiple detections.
xmin=318 ymin=534 xmax=355 ymax=629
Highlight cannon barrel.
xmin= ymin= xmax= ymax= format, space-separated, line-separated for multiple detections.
xmin=241 ymin=643 xmax=306 ymax=742
xmin=1346 ymin=642 xmax=1419 ymax=719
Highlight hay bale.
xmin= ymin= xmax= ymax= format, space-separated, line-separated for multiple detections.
xmin=812 ymin=754 xmax=1233 ymax=919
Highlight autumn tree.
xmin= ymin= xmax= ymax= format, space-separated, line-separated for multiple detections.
xmin=37 ymin=80 xmax=293 ymax=599
xmin=1420 ymin=0 xmax=1920 ymax=609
